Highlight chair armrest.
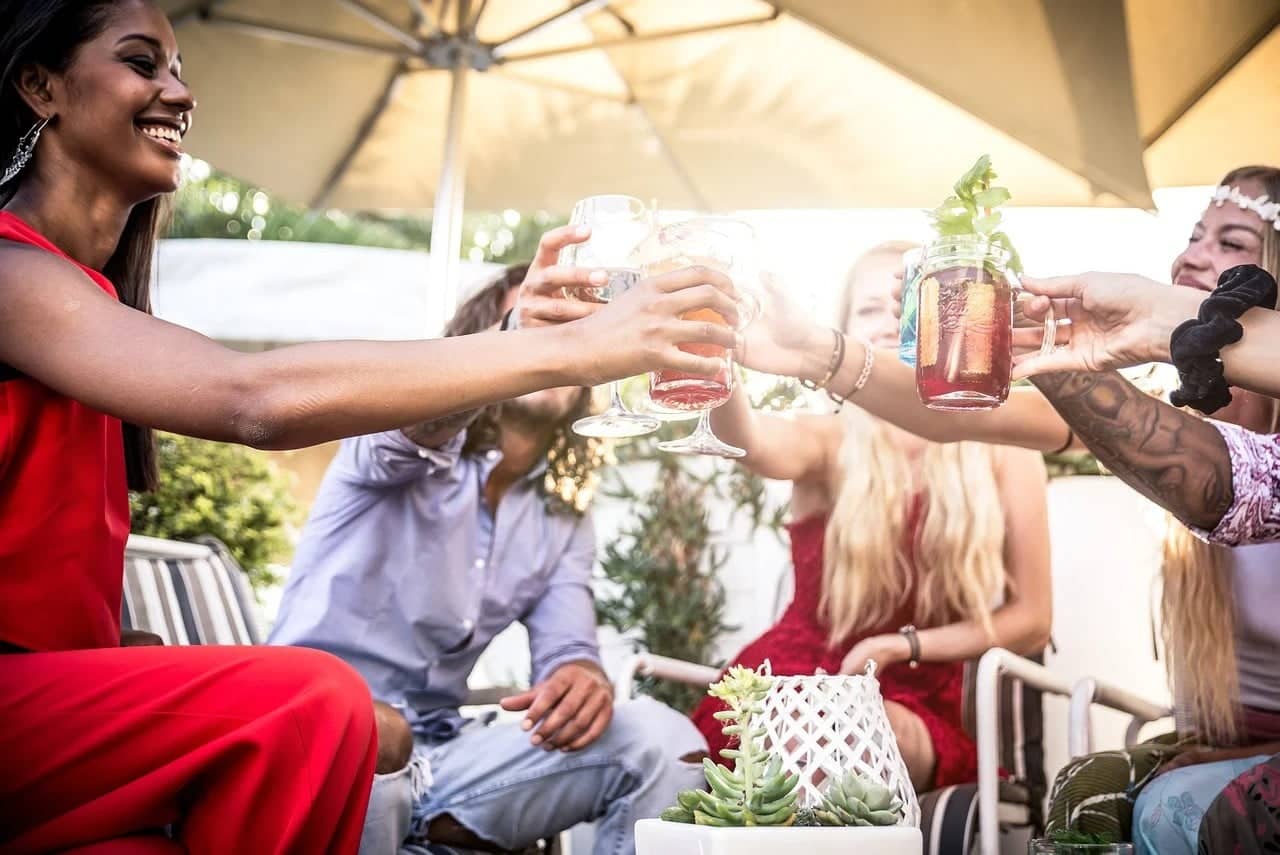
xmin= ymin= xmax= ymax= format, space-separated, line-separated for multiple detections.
xmin=126 ymin=533 xmax=213 ymax=560
xmin=1068 ymin=677 xmax=1173 ymax=758
xmin=974 ymin=649 xmax=1074 ymax=855
xmin=613 ymin=653 xmax=721 ymax=701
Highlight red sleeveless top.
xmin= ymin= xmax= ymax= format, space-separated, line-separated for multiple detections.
xmin=0 ymin=212 xmax=129 ymax=651
xmin=691 ymin=512 xmax=977 ymax=789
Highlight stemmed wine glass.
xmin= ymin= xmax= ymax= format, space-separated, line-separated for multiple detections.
xmin=640 ymin=217 xmax=760 ymax=458
xmin=559 ymin=195 xmax=660 ymax=438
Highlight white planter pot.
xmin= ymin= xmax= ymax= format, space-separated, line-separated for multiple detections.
xmin=635 ymin=819 xmax=922 ymax=855
xmin=760 ymin=671 xmax=920 ymax=826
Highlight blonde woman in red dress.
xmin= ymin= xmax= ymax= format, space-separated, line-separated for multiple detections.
xmin=693 ymin=242 xmax=1053 ymax=791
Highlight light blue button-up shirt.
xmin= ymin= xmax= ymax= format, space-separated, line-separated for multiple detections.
xmin=269 ymin=429 xmax=601 ymax=740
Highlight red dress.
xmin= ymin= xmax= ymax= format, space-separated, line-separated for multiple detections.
xmin=691 ymin=512 xmax=977 ymax=790
xmin=0 ymin=212 xmax=377 ymax=854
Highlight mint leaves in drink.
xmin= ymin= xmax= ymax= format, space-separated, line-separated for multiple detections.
xmin=928 ymin=155 xmax=1023 ymax=274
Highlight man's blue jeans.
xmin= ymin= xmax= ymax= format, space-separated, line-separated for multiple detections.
xmin=361 ymin=697 xmax=706 ymax=855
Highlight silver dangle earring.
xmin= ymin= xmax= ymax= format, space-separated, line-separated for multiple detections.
xmin=1 ymin=116 xmax=51 ymax=186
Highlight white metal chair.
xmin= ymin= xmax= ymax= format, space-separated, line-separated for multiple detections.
xmin=1067 ymin=676 xmax=1173 ymax=758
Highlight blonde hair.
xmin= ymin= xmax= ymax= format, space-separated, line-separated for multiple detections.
xmin=1161 ymin=524 xmax=1239 ymax=745
xmin=1219 ymin=166 xmax=1280 ymax=279
xmin=1157 ymin=165 xmax=1280 ymax=746
xmin=819 ymin=243 xmax=1007 ymax=643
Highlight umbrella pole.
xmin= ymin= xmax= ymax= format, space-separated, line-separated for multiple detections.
xmin=428 ymin=61 xmax=469 ymax=333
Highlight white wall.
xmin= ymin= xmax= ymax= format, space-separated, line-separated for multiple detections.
xmin=1040 ymin=477 xmax=1171 ymax=783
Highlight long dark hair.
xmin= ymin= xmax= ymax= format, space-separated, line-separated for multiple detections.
xmin=1 ymin=0 xmax=160 ymax=490
xmin=444 ymin=264 xmax=599 ymax=514
xmin=444 ymin=264 xmax=529 ymax=456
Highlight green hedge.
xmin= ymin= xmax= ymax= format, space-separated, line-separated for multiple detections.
xmin=129 ymin=433 xmax=297 ymax=590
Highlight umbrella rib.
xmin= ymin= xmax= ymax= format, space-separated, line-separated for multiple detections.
xmin=603 ymin=7 xmax=636 ymax=35
xmin=633 ymin=100 xmax=710 ymax=211
xmin=495 ymin=11 xmax=780 ymax=64
xmin=406 ymin=0 xmax=436 ymax=31
xmin=1143 ymin=8 xmax=1280 ymax=147
xmin=311 ymin=62 xmax=408 ymax=209
xmin=405 ymin=0 xmax=440 ymax=37
xmin=203 ymin=12 xmax=413 ymax=58
xmin=467 ymin=0 xmax=490 ymax=32
xmin=600 ymin=55 xmax=710 ymax=211
xmin=492 ymin=0 xmax=615 ymax=58
xmin=335 ymin=0 xmax=426 ymax=51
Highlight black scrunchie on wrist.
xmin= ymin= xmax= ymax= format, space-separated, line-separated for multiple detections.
xmin=1169 ymin=264 xmax=1278 ymax=414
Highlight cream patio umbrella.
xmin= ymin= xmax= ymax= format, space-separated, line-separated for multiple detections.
xmin=157 ymin=0 xmax=1275 ymax=317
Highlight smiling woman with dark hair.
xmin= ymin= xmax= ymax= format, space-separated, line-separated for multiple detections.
xmin=0 ymin=1 xmax=739 ymax=851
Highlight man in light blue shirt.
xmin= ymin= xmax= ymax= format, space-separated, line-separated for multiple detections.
xmin=270 ymin=252 xmax=705 ymax=855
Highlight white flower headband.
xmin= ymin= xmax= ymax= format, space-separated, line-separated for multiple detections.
xmin=1212 ymin=185 xmax=1280 ymax=231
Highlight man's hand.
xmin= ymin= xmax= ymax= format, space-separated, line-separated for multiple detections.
xmin=511 ymin=226 xmax=610 ymax=329
xmin=120 ymin=629 xmax=164 ymax=647
xmin=838 ymin=633 xmax=911 ymax=676
xmin=1012 ymin=272 xmax=1202 ymax=378
xmin=499 ymin=661 xmax=614 ymax=752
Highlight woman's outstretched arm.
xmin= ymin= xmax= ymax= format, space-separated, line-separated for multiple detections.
xmin=0 ymin=247 xmax=739 ymax=450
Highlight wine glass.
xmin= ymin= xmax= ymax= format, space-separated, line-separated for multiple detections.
xmin=559 ymin=195 xmax=660 ymax=438
xmin=641 ymin=218 xmax=759 ymax=458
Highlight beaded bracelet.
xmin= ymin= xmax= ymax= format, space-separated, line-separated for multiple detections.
xmin=1169 ymin=264 xmax=1277 ymax=414
xmin=827 ymin=335 xmax=874 ymax=412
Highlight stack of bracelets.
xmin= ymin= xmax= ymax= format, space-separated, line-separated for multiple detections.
xmin=799 ymin=328 xmax=875 ymax=412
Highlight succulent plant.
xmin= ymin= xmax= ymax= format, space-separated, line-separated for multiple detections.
xmin=813 ymin=770 xmax=904 ymax=827
xmin=793 ymin=807 xmax=820 ymax=827
xmin=661 ymin=664 xmax=800 ymax=827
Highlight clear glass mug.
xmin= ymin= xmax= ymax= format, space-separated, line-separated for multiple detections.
xmin=1028 ymin=842 xmax=1133 ymax=854
xmin=558 ymin=194 xmax=659 ymax=438
xmin=898 ymin=247 xmax=924 ymax=367
xmin=914 ymin=236 xmax=1055 ymax=410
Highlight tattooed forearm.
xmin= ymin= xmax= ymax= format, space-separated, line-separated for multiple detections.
xmin=401 ymin=408 xmax=482 ymax=448
xmin=1031 ymin=371 xmax=1234 ymax=531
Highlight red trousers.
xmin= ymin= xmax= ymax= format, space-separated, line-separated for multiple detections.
xmin=0 ymin=644 xmax=377 ymax=854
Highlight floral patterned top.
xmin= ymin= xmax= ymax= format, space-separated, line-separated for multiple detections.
xmin=1195 ymin=421 xmax=1280 ymax=546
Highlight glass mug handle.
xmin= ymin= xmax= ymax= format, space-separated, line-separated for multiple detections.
xmin=1008 ymin=270 xmax=1056 ymax=359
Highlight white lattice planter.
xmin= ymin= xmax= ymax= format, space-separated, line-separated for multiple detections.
xmin=636 ymin=666 xmax=922 ymax=855
xmin=760 ymin=669 xmax=920 ymax=826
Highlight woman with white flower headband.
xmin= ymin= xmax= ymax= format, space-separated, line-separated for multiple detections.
xmin=1010 ymin=168 xmax=1280 ymax=855
xmin=741 ymin=165 xmax=1280 ymax=854
xmin=1016 ymin=167 xmax=1280 ymax=855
